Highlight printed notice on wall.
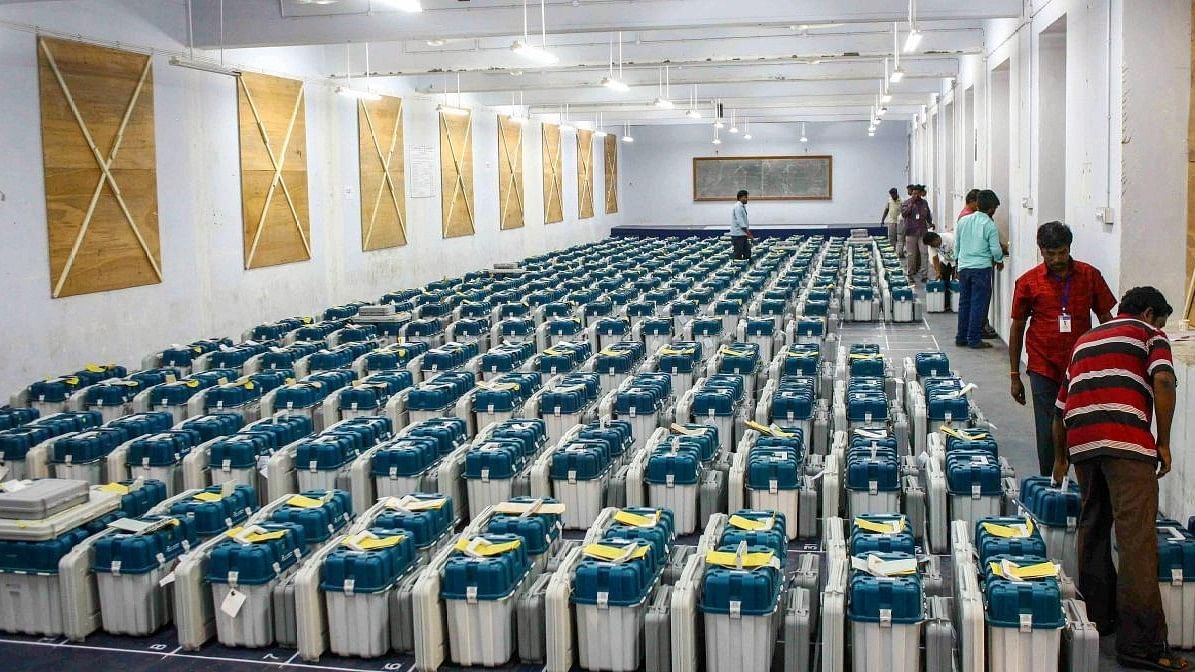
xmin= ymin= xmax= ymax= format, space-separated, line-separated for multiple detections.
xmin=408 ymin=144 xmax=436 ymax=198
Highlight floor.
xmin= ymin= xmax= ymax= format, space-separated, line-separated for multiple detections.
xmin=0 ymin=311 xmax=1145 ymax=671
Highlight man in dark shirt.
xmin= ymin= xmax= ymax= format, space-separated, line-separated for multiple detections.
xmin=901 ymin=184 xmax=933 ymax=280
xmin=1009 ymin=221 xmax=1116 ymax=475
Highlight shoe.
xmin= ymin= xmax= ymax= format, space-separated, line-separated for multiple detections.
xmin=981 ymin=327 xmax=999 ymax=339
xmin=954 ymin=340 xmax=967 ymax=347
xmin=1117 ymin=647 xmax=1191 ymax=671
xmin=969 ymin=341 xmax=994 ymax=349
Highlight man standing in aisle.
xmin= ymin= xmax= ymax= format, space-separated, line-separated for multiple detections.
xmin=730 ymin=189 xmax=752 ymax=261
xmin=1052 ymin=287 xmax=1187 ymax=672
xmin=882 ymin=187 xmax=903 ymax=251
xmin=954 ymin=189 xmax=980 ymax=232
xmin=901 ymin=184 xmax=934 ymax=280
xmin=1009 ymin=221 xmax=1116 ymax=475
xmin=954 ymin=189 xmax=1005 ymax=348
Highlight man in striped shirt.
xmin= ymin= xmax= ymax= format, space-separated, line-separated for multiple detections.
xmin=1053 ymin=286 xmax=1184 ymax=671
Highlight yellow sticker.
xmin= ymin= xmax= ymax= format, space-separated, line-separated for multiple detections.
xmin=454 ymin=537 xmax=522 ymax=556
xmin=192 ymin=346 xmax=204 ymax=353
xmin=84 ymin=364 xmax=107 ymax=373
xmin=854 ymin=517 xmax=905 ymax=535
xmin=848 ymin=353 xmax=882 ymax=360
xmin=705 ymin=549 xmax=777 ymax=569
xmin=286 ymin=494 xmax=325 ymax=509
xmin=981 ymin=518 xmax=1035 ymax=539
xmin=184 ymin=380 xmax=201 ymax=388
xmin=988 ymin=559 xmax=1058 ymax=581
xmin=728 ymin=514 xmax=775 ymax=531
xmin=242 ymin=381 xmax=255 ymax=391
xmin=343 ymin=532 xmax=406 ymax=550
xmin=193 ymin=491 xmax=223 ymax=502
xmin=64 ymin=376 xmax=80 ymax=386
xmin=236 ymin=528 xmax=289 ymax=543
xmin=613 ymin=510 xmax=660 ymax=528
xmin=385 ymin=496 xmax=447 ymax=511
xmin=583 ymin=543 xmax=650 ymax=562
xmin=940 ymin=426 xmax=989 ymax=441
xmin=99 ymin=482 xmax=131 ymax=495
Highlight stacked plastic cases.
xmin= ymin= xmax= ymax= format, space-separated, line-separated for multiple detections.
xmin=745 ymin=434 xmax=803 ymax=539
xmin=550 ymin=438 xmax=614 ymax=529
xmin=1157 ymin=519 xmax=1195 ymax=647
xmin=945 ymin=450 xmax=1003 ymax=528
xmin=483 ymin=496 xmax=563 ymax=571
xmin=92 ymin=514 xmax=199 ymax=634
xmin=845 ymin=433 xmax=901 ymax=515
xmin=573 ymin=534 xmax=662 ymax=670
xmin=266 ymin=490 xmax=352 ymax=551
xmin=982 ymin=555 xmax=1065 ymax=671
xmin=1020 ymin=476 xmax=1080 ymax=577
xmin=206 ymin=522 xmax=307 ymax=647
xmin=645 ymin=439 xmax=702 ymax=534
xmin=702 ymin=526 xmax=784 ymax=672
xmin=848 ymin=551 xmax=922 ymax=672
xmin=440 ymin=533 xmax=531 ymax=666
xmin=322 ymin=528 xmax=417 ymax=657
xmin=372 ymin=493 xmax=455 ymax=563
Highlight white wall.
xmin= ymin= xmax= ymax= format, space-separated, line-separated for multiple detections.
xmin=621 ymin=121 xmax=908 ymax=227
xmin=909 ymin=0 xmax=1190 ymax=340
xmin=0 ymin=0 xmax=620 ymax=395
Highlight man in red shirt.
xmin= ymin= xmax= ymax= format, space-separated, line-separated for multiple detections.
xmin=1052 ymin=287 xmax=1183 ymax=671
xmin=1009 ymin=221 xmax=1116 ymax=475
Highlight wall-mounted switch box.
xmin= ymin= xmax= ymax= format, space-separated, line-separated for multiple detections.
xmin=1096 ymin=207 xmax=1115 ymax=226
xmin=1021 ymin=197 xmax=1034 ymax=211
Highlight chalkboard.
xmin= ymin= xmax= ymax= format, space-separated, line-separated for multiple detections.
xmin=692 ymin=155 xmax=832 ymax=201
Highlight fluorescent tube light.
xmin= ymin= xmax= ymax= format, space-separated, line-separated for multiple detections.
xmin=337 ymin=86 xmax=381 ymax=101
xmin=512 ymin=40 xmax=558 ymax=65
xmin=601 ymin=77 xmax=629 ymax=92
xmin=903 ymin=29 xmax=922 ymax=53
xmin=169 ymin=56 xmax=239 ymax=76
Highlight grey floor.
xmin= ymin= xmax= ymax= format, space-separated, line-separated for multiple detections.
xmin=0 ymin=311 xmax=1159 ymax=671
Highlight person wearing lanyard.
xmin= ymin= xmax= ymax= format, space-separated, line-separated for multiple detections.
xmin=1009 ymin=221 xmax=1117 ymax=475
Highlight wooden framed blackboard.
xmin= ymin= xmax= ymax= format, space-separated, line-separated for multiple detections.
xmin=692 ymin=155 xmax=832 ymax=201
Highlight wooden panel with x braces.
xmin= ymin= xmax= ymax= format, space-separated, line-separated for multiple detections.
xmin=605 ymin=133 xmax=620 ymax=214
xmin=542 ymin=123 xmax=564 ymax=224
xmin=498 ymin=115 xmax=525 ymax=230
xmin=239 ymin=73 xmax=311 ymax=269
xmin=576 ymin=129 xmax=594 ymax=219
xmin=39 ymin=37 xmax=162 ymax=298
xmin=358 ymin=96 xmax=406 ymax=250
xmin=440 ymin=110 xmax=475 ymax=237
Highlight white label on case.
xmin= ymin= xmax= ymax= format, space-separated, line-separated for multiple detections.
xmin=220 ymin=588 xmax=246 ymax=618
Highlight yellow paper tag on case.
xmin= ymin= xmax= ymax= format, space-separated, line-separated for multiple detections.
xmin=193 ymin=491 xmax=223 ymax=502
xmin=454 ymin=536 xmax=522 ymax=556
xmin=705 ymin=549 xmax=778 ymax=569
xmin=343 ymin=531 xmax=405 ymax=550
xmin=583 ymin=543 xmax=650 ymax=562
xmin=728 ymin=514 xmax=776 ymax=531
xmin=286 ymin=494 xmax=325 ymax=509
xmin=99 ymin=482 xmax=131 ymax=495
xmin=854 ymin=517 xmax=905 ymax=535
xmin=940 ymin=426 xmax=988 ymax=441
xmin=613 ymin=509 xmax=661 ymax=528
xmin=981 ymin=518 xmax=1035 ymax=539
xmin=227 ymin=526 xmax=288 ymax=543
xmin=84 ymin=363 xmax=107 ymax=373
xmin=989 ymin=559 xmax=1059 ymax=581
xmin=493 ymin=500 xmax=567 ymax=516
xmin=384 ymin=495 xmax=448 ymax=511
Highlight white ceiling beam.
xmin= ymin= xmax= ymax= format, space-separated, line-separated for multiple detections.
xmin=317 ymin=26 xmax=981 ymax=75
xmin=189 ymin=0 xmax=1021 ymax=49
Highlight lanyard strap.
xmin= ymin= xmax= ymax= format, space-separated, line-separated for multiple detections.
xmin=1050 ymin=272 xmax=1073 ymax=312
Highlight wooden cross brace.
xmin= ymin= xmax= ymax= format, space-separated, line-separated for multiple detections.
xmin=241 ymin=77 xmax=311 ymax=268
xmin=546 ymin=132 xmax=563 ymax=216
xmin=360 ymin=99 xmax=406 ymax=247
xmin=40 ymin=39 xmax=163 ymax=297
xmin=441 ymin=113 xmax=475 ymax=233
xmin=499 ymin=119 xmax=525 ymax=227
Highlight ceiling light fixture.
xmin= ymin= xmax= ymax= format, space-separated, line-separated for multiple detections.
xmin=600 ymin=32 xmax=629 ymax=91
xmin=728 ymin=108 xmax=739 ymax=133
xmin=743 ymin=119 xmax=752 ymax=140
xmin=903 ymin=0 xmax=922 ymax=53
xmin=377 ymin=0 xmax=423 ymax=13
xmin=881 ymin=58 xmax=893 ymax=102
xmin=512 ymin=0 xmax=557 ymax=65
xmin=559 ymin=103 xmax=575 ymax=132
xmin=685 ymin=85 xmax=701 ymax=118
xmin=594 ymin=112 xmax=608 ymax=137
xmin=800 ymin=121 xmax=808 ymax=143
xmin=652 ymin=65 xmax=673 ymax=108
xmin=426 ymin=39 xmax=446 ymax=47
xmin=889 ymin=23 xmax=904 ymax=83
xmin=337 ymin=42 xmax=381 ymax=101
xmin=169 ymin=56 xmax=239 ymax=76
xmin=622 ymin=121 xmax=634 ymax=143
xmin=437 ymin=72 xmax=468 ymax=116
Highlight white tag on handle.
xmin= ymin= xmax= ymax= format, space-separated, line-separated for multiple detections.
xmin=220 ymin=588 xmax=247 ymax=618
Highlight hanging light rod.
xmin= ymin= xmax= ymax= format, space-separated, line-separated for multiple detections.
xmin=512 ymin=0 xmax=557 ymax=65
xmin=903 ymin=0 xmax=922 ymax=53
xmin=621 ymin=121 xmax=634 ymax=143
xmin=337 ymin=42 xmax=380 ymax=102
xmin=652 ymin=65 xmax=673 ymax=109
xmin=800 ymin=121 xmax=808 ymax=143
xmin=889 ymin=22 xmax=905 ymax=82
xmin=601 ymin=32 xmax=628 ymax=91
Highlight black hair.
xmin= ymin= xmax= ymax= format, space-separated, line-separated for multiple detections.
xmin=737 ymin=190 xmax=749 ymax=198
xmin=922 ymin=231 xmax=941 ymax=246
xmin=906 ymin=184 xmax=916 ymax=190
xmin=1119 ymin=286 xmax=1173 ymax=319
xmin=1036 ymin=221 xmax=1073 ymax=249
xmin=976 ymin=189 xmax=1000 ymax=212
xmin=889 ymin=187 xmax=899 ymax=197
xmin=965 ymin=189 xmax=980 ymax=204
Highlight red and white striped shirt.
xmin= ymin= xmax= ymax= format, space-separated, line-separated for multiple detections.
xmin=1055 ymin=315 xmax=1175 ymax=462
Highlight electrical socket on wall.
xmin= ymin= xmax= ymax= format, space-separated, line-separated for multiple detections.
xmin=1021 ymin=197 xmax=1034 ymax=211
xmin=1095 ymin=207 xmax=1115 ymax=226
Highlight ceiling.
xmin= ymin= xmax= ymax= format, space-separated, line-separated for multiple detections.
xmin=185 ymin=0 xmax=1020 ymax=128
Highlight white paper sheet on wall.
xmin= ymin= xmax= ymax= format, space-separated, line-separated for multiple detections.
xmin=408 ymin=144 xmax=436 ymax=198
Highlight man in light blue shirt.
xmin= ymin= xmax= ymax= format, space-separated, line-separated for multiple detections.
xmin=954 ymin=189 xmax=1006 ymax=348
xmin=730 ymin=189 xmax=752 ymax=260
